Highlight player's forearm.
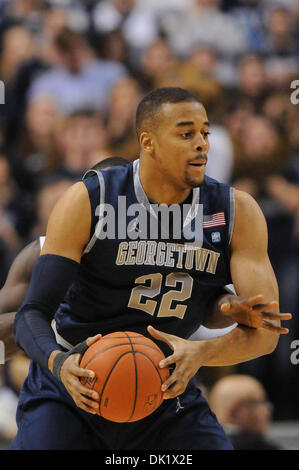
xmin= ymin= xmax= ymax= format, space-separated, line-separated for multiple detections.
xmin=197 ymin=325 xmax=279 ymax=366
xmin=0 ymin=312 xmax=20 ymax=359
xmin=14 ymin=307 xmax=64 ymax=369
xmin=14 ymin=254 xmax=79 ymax=369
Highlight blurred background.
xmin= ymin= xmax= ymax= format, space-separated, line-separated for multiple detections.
xmin=0 ymin=0 xmax=298 ymax=450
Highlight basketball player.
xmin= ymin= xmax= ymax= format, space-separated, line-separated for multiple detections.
xmin=12 ymin=88 xmax=290 ymax=450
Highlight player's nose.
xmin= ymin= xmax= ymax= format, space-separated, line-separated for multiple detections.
xmin=193 ymin=135 xmax=208 ymax=152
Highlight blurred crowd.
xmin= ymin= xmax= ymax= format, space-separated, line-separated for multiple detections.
xmin=0 ymin=0 xmax=298 ymax=443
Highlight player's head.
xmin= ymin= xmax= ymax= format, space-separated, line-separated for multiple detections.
xmin=136 ymin=87 xmax=210 ymax=188
xmin=209 ymin=375 xmax=273 ymax=434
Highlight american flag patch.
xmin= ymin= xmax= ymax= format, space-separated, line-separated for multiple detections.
xmin=203 ymin=212 xmax=226 ymax=228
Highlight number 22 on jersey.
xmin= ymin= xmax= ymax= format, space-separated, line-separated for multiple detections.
xmin=128 ymin=272 xmax=194 ymax=319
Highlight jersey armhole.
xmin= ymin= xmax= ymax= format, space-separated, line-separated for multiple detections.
xmin=82 ymin=171 xmax=105 ymax=255
xmin=228 ymin=187 xmax=235 ymax=245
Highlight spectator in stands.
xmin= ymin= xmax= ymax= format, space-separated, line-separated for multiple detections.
xmin=232 ymin=114 xmax=285 ymax=194
xmin=9 ymin=95 xmax=60 ymax=193
xmin=230 ymin=55 xmax=270 ymax=113
xmin=30 ymin=175 xmax=73 ymax=239
xmin=263 ymin=6 xmax=299 ymax=88
xmin=92 ymin=0 xmax=159 ymax=60
xmin=0 ymin=0 xmax=45 ymax=34
xmin=162 ymin=0 xmax=247 ymax=59
xmin=179 ymin=46 xmax=226 ymax=122
xmin=139 ymin=38 xmax=180 ymax=92
xmin=0 ymin=25 xmax=36 ymax=83
xmin=230 ymin=0 xmax=266 ymax=53
xmin=54 ymin=109 xmax=111 ymax=180
xmin=0 ymin=156 xmax=22 ymax=284
xmin=27 ymin=27 xmax=127 ymax=114
xmin=209 ymin=374 xmax=281 ymax=450
xmin=105 ymin=78 xmax=141 ymax=161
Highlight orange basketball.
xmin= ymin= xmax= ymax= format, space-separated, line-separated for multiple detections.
xmin=80 ymin=331 xmax=170 ymax=423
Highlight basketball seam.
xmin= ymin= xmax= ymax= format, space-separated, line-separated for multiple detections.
xmin=125 ymin=332 xmax=138 ymax=423
xmin=98 ymin=351 xmax=134 ymax=419
xmin=134 ymin=351 xmax=166 ymax=385
xmin=82 ymin=342 xmax=161 ymax=369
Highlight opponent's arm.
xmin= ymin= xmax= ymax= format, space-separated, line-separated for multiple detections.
xmin=0 ymin=240 xmax=40 ymax=358
xmin=202 ymin=291 xmax=291 ymax=332
xmin=14 ymin=182 xmax=101 ymax=414
xmin=149 ymin=190 xmax=287 ymax=398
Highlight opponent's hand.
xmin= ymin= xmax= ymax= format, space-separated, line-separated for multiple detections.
xmin=147 ymin=325 xmax=201 ymax=400
xmin=58 ymin=333 xmax=102 ymax=414
xmin=220 ymin=294 xmax=292 ymax=334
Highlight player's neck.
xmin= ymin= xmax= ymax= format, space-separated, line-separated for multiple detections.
xmin=139 ymin=159 xmax=191 ymax=205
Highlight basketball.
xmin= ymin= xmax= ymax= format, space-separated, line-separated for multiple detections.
xmin=80 ymin=331 xmax=170 ymax=423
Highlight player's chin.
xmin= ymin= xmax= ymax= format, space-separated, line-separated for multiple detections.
xmin=184 ymin=172 xmax=205 ymax=188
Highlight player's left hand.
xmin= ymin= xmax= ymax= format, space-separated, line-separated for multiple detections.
xmin=147 ymin=325 xmax=202 ymax=400
xmin=220 ymin=294 xmax=292 ymax=334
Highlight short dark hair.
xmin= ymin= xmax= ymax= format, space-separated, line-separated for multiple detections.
xmin=55 ymin=27 xmax=85 ymax=52
xmin=136 ymin=87 xmax=201 ymax=138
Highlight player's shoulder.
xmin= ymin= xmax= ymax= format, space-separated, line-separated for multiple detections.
xmin=234 ymin=189 xmax=264 ymax=218
xmin=234 ymin=190 xmax=267 ymax=241
xmin=83 ymin=160 xmax=132 ymax=182
xmin=46 ymin=181 xmax=91 ymax=236
xmin=54 ymin=181 xmax=90 ymax=209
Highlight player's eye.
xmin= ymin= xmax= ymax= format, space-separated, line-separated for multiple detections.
xmin=203 ymin=131 xmax=211 ymax=138
xmin=181 ymin=131 xmax=193 ymax=139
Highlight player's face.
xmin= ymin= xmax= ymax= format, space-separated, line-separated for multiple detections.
xmin=150 ymin=101 xmax=210 ymax=189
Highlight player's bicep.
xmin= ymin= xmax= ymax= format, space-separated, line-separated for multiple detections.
xmin=41 ymin=182 xmax=91 ymax=262
xmin=230 ymin=190 xmax=279 ymax=303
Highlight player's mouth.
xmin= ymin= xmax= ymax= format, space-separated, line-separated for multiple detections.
xmin=188 ymin=159 xmax=207 ymax=169
xmin=188 ymin=154 xmax=208 ymax=168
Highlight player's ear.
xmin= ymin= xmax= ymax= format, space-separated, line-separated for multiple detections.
xmin=139 ymin=131 xmax=154 ymax=156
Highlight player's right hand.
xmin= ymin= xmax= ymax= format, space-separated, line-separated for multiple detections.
xmin=54 ymin=334 xmax=101 ymax=414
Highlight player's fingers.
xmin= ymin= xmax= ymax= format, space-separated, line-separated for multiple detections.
xmin=161 ymin=371 xmax=177 ymax=393
xmin=220 ymin=301 xmax=248 ymax=315
xmin=163 ymin=379 xmax=187 ymax=399
xmin=86 ymin=333 xmax=102 ymax=347
xmin=147 ymin=325 xmax=175 ymax=350
xmin=78 ymin=393 xmax=99 ymax=412
xmin=252 ymin=301 xmax=278 ymax=312
xmin=220 ymin=302 xmax=232 ymax=313
xmin=245 ymin=294 xmax=265 ymax=307
xmin=262 ymin=320 xmax=289 ymax=334
xmin=69 ymin=362 xmax=95 ymax=379
xmin=76 ymin=382 xmax=99 ymax=401
xmin=278 ymin=313 xmax=292 ymax=320
xmin=261 ymin=311 xmax=292 ymax=320
xmin=159 ymin=354 xmax=176 ymax=368
xmin=221 ymin=297 xmax=253 ymax=314
xmin=74 ymin=396 xmax=98 ymax=415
